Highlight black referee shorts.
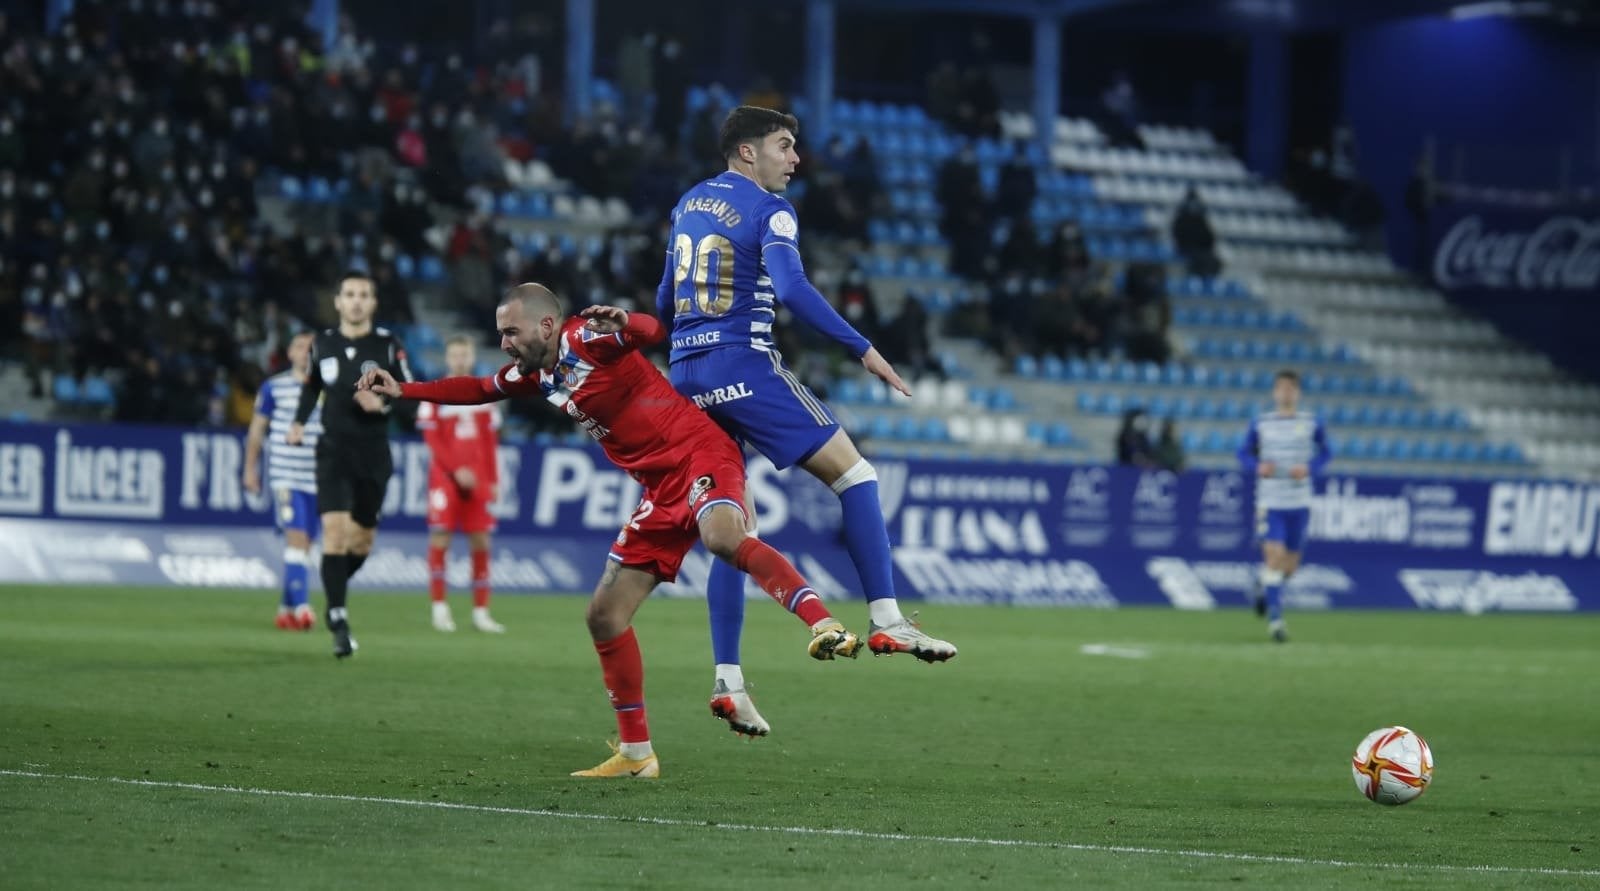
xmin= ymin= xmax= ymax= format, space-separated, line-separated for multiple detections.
xmin=315 ymin=438 xmax=394 ymax=528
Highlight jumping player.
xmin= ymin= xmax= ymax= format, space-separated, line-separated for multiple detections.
xmin=360 ymin=284 xmax=862 ymax=776
xmin=1237 ymin=369 xmax=1331 ymax=642
xmin=656 ymin=106 xmax=956 ymax=731
xmin=243 ymin=331 xmax=321 ymax=631
xmin=418 ymin=335 xmax=505 ymax=634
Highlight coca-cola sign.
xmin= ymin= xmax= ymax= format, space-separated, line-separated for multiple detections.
xmin=1433 ymin=214 xmax=1600 ymax=291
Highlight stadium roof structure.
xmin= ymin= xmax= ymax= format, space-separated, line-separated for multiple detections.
xmin=824 ymin=0 xmax=1597 ymax=30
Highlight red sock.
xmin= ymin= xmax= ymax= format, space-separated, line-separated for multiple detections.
xmin=427 ymin=544 xmax=447 ymax=602
xmin=732 ymin=538 xmax=832 ymax=626
xmin=594 ymin=627 xmax=649 ymax=744
xmin=471 ymin=548 xmax=490 ymax=609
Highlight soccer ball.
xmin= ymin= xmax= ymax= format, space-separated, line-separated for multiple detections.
xmin=1351 ymin=726 xmax=1434 ymax=805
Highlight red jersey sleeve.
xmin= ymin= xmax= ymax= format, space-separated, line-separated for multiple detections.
xmin=570 ymin=312 xmax=666 ymax=365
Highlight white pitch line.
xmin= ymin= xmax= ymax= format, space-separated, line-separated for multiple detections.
xmin=1080 ymin=643 xmax=1151 ymax=659
xmin=2 ymin=769 xmax=1596 ymax=879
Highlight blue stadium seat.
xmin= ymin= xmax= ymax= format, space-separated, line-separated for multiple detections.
xmin=81 ymin=376 xmax=114 ymax=406
xmin=395 ymin=254 xmax=417 ymax=279
xmin=1203 ymin=430 xmax=1229 ymax=453
xmin=834 ymin=379 xmax=862 ymax=404
xmin=279 ymin=175 xmax=303 ymax=200
xmin=1046 ymin=422 xmax=1074 ymax=448
xmin=923 ymin=417 xmax=950 ymax=442
xmin=893 ymin=416 xmax=922 ymax=441
xmin=1390 ymin=440 xmax=1416 ymax=462
xmin=988 ymin=387 xmax=1019 ymax=411
xmin=52 ymin=376 xmax=79 ymax=403
xmin=867 ymin=414 xmax=894 ymax=441
xmin=1182 ymin=431 xmax=1204 ymax=453
xmin=1076 ymin=391 xmax=1095 ymax=413
xmin=1147 ymin=396 xmax=1170 ymax=417
xmin=307 ymin=177 xmax=333 ymax=203
xmin=1099 ymin=392 xmax=1125 ymax=414
xmin=1420 ymin=439 xmax=1451 ymax=462
xmin=1496 ymin=442 xmax=1524 ymax=464
xmin=868 ymin=220 xmax=892 ymax=243
xmin=1169 ymin=396 xmax=1194 ymax=419
xmin=1067 ymin=358 xmax=1090 ymax=381
xmin=1014 ymin=355 xmax=1038 ymax=378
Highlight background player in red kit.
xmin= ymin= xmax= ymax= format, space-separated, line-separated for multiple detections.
xmin=360 ymin=283 xmax=861 ymax=778
xmin=417 ymin=335 xmax=505 ymax=634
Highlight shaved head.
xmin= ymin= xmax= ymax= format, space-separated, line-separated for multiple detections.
xmin=496 ymin=282 xmax=568 ymax=375
xmin=503 ymin=282 xmax=565 ymax=319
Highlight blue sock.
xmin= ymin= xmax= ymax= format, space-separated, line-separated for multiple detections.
xmin=1265 ymin=582 xmax=1284 ymax=623
xmin=838 ymin=479 xmax=895 ymax=602
xmin=284 ymin=548 xmax=310 ymax=609
xmin=706 ymin=557 xmax=745 ymax=665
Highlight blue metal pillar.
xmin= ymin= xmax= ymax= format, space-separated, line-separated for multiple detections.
xmin=805 ymin=0 xmax=835 ymax=146
xmin=564 ymin=0 xmax=595 ymax=126
xmin=306 ymin=0 xmax=338 ymax=53
xmin=1033 ymin=15 xmax=1061 ymax=156
xmin=45 ymin=0 xmax=75 ymax=34
xmin=1247 ymin=32 xmax=1288 ymax=179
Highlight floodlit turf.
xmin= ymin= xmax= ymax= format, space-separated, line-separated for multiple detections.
xmin=1 ymin=585 xmax=1596 ymax=889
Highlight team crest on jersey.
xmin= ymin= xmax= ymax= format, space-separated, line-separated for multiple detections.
xmin=768 ymin=211 xmax=798 ymax=239
xmin=688 ymin=474 xmax=716 ymax=508
xmin=345 ymin=346 xmax=357 ymax=360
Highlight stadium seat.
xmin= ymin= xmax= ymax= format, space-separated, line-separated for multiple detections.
xmin=1014 ymin=355 xmax=1038 ymax=378
xmin=1045 ymin=422 xmax=1074 ymax=448
xmin=52 ymin=376 xmax=79 ymax=403
xmin=834 ymin=379 xmax=862 ymax=404
xmin=80 ymin=376 xmax=114 ymax=406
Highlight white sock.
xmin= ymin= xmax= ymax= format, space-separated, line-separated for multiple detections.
xmin=869 ymin=598 xmax=905 ymax=627
xmin=473 ymin=606 xmax=491 ymax=618
xmin=714 ymin=663 xmax=745 ymax=689
xmin=618 ymin=740 xmax=653 ymax=760
xmin=328 ymin=607 xmax=348 ymax=623
xmin=433 ymin=601 xmax=452 ymax=613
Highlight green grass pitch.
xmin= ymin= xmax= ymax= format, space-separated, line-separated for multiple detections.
xmin=2 ymin=585 xmax=1596 ymax=888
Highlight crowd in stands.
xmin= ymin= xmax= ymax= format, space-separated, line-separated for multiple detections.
xmin=1 ymin=2 xmax=1209 ymax=433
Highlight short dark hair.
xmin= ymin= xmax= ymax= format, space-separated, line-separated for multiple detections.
xmin=1274 ymin=369 xmax=1301 ymax=386
xmin=337 ymin=270 xmax=374 ymax=291
xmin=719 ymin=106 xmax=799 ymax=161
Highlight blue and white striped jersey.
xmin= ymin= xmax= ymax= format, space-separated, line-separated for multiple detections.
xmin=1238 ymin=410 xmax=1331 ymax=510
xmin=254 ymin=371 xmax=321 ymax=494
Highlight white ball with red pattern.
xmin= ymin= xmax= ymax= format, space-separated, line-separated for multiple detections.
xmin=1352 ymin=726 xmax=1434 ymax=806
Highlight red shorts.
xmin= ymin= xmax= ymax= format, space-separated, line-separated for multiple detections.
xmin=609 ymin=440 xmax=746 ymax=581
xmin=427 ymin=474 xmax=497 ymax=534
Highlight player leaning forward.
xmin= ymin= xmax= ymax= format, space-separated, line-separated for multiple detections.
xmin=361 ymin=283 xmax=862 ymax=777
xmin=658 ymin=105 xmax=957 ymax=735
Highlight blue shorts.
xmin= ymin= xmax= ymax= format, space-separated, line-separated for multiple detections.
xmin=670 ymin=347 xmax=840 ymax=470
xmin=274 ymin=488 xmax=320 ymax=540
xmin=1258 ymin=506 xmax=1310 ymax=553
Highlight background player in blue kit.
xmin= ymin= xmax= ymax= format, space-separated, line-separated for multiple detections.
xmin=1237 ymin=369 xmax=1331 ymax=642
xmin=657 ymin=106 xmax=957 ymax=735
xmin=243 ymin=332 xmax=322 ymax=631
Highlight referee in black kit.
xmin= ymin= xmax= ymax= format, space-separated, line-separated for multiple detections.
xmin=288 ymin=271 xmax=413 ymax=658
